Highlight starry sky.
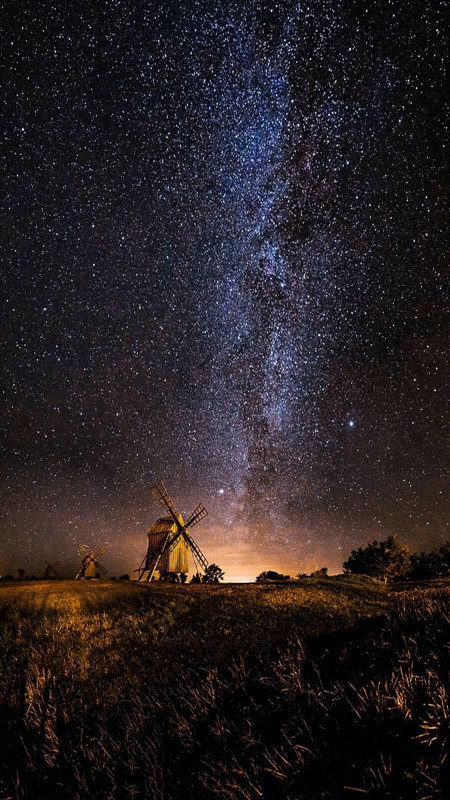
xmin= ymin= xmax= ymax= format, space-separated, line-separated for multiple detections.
xmin=1 ymin=0 xmax=448 ymax=581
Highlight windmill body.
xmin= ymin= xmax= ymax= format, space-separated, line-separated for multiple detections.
xmin=83 ymin=554 xmax=100 ymax=578
xmin=136 ymin=483 xmax=209 ymax=582
xmin=147 ymin=514 xmax=190 ymax=576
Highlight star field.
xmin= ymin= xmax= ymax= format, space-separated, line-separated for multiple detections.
xmin=0 ymin=0 xmax=448 ymax=580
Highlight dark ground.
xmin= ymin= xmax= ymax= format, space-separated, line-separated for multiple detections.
xmin=0 ymin=576 xmax=448 ymax=799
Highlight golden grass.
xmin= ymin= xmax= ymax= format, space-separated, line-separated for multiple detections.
xmin=0 ymin=577 xmax=447 ymax=800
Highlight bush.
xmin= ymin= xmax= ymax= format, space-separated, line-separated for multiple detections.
xmin=256 ymin=571 xmax=290 ymax=582
xmin=309 ymin=567 xmax=328 ymax=577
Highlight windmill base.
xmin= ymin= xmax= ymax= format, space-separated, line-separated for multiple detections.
xmin=138 ymin=569 xmax=187 ymax=583
xmin=154 ymin=571 xmax=187 ymax=583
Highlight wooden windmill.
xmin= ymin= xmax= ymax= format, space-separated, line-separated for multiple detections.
xmin=136 ymin=482 xmax=209 ymax=582
xmin=75 ymin=544 xmax=108 ymax=580
xmin=43 ymin=563 xmax=57 ymax=579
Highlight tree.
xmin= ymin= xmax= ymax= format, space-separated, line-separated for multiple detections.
xmin=343 ymin=535 xmax=410 ymax=581
xmin=119 ymin=573 xmax=130 ymax=581
xmin=17 ymin=568 xmax=27 ymax=580
xmin=190 ymin=572 xmax=202 ymax=584
xmin=202 ymin=564 xmax=225 ymax=584
xmin=256 ymin=570 xmax=290 ymax=583
xmin=409 ymin=542 xmax=450 ymax=579
xmin=431 ymin=541 xmax=450 ymax=576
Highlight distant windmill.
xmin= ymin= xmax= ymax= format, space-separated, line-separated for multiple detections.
xmin=75 ymin=545 xmax=107 ymax=580
xmin=43 ymin=563 xmax=57 ymax=579
xmin=136 ymin=482 xmax=208 ymax=582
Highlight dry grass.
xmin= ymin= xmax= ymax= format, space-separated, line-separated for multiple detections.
xmin=0 ymin=577 xmax=447 ymax=799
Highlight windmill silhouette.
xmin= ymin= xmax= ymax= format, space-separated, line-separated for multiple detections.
xmin=43 ymin=563 xmax=57 ymax=579
xmin=136 ymin=482 xmax=209 ymax=582
xmin=75 ymin=545 xmax=107 ymax=580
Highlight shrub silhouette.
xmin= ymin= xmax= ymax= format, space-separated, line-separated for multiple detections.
xmin=256 ymin=570 xmax=290 ymax=582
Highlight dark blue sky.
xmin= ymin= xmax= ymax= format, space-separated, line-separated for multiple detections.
xmin=1 ymin=0 xmax=448 ymax=579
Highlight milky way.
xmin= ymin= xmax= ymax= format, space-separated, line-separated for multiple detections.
xmin=1 ymin=0 xmax=448 ymax=579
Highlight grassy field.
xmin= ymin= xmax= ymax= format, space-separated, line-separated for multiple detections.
xmin=0 ymin=576 xmax=448 ymax=799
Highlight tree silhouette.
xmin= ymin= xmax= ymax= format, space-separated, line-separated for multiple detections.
xmin=202 ymin=563 xmax=225 ymax=584
xmin=410 ymin=542 xmax=450 ymax=579
xmin=343 ymin=535 xmax=410 ymax=581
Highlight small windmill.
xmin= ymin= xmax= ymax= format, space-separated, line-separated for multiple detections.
xmin=43 ymin=563 xmax=57 ymax=579
xmin=75 ymin=544 xmax=108 ymax=580
xmin=136 ymin=482 xmax=209 ymax=582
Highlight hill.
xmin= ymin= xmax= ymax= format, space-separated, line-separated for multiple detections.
xmin=0 ymin=577 xmax=448 ymax=799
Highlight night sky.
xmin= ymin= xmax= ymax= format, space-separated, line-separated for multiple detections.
xmin=1 ymin=0 xmax=448 ymax=581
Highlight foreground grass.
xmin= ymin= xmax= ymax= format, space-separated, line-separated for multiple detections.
xmin=0 ymin=577 xmax=447 ymax=799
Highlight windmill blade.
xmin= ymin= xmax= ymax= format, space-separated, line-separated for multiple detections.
xmin=151 ymin=483 xmax=183 ymax=530
xmin=144 ymin=536 xmax=168 ymax=582
xmin=93 ymin=545 xmax=107 ymax=561
xmin=182 ymin=531 xmax=209 ymax=572
xmin=153 ymin=529 xmax=182 ymax=563
xmin=185 ymin=504 xmax=208 ymax=528
xmin=94 ymin=560 xmax=107 ymax=575
xmin=164 ymin=530 xmax=184 ymax=560
xmin=78 ymin=544 xmax=91 ymax=558
xmin=74 ymin=564 xmax=86 ymax=580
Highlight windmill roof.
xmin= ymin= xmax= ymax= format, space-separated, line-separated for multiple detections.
xmin=148 ymin=513 xmax=184 ymax=534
